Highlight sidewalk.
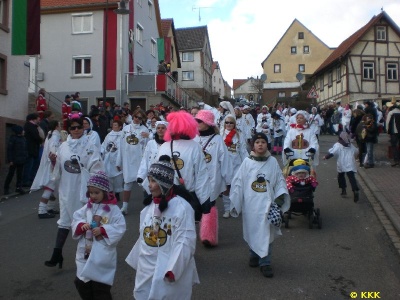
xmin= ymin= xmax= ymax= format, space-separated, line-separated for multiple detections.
xmin=355 ymin=133 xmax=400 ymax=236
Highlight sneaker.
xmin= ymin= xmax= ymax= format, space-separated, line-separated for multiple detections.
xmin=249 ymin=256 xmax=259 ymax=268
xmin=120 ymin=207 xmax=128 ymax=215
xmin=354 ymin=191 xmax=359 ymax=203
xmin=38 ymin=212 xmax=55 ymax=219
xmin=47 ymin=209 xmax=60 ymax=214
xmin=223 ymin=211 xmax=230 ymax=219
xmin=260 ymin=265 xmax=274 ymax=277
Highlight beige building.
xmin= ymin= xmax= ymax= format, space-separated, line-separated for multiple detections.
xmin=313 ymin=11 xmax=400 ymax=108
xmin=261 ymin=19 xmax=334 ymax=103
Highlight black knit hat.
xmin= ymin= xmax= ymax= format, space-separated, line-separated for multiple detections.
xmin=148 ymin=155 xmax=175 ymax=195
xmin=252 ymin=132 xmax=268 ymax=144
xmin=12 ymin=125 xmax=23 ymax=135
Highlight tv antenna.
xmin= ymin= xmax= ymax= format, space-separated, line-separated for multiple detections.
xmin=192 ymin=6 xmax=211 ymax=22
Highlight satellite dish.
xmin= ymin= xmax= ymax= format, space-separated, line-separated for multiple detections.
xmin=260 ymin=74 xmax=267 ymax=81
xmin=296 ymin=72 xmax=304 ymax=81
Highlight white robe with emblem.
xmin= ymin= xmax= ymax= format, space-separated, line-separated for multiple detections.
xmin=126 ymin=196 xmax=199 ymax=300
xmin=117 ymin=123 xmax=149 ymax=183
xmin=283 ymin=127 xmax=319 ymax=166
xmin=137 ymin=139 xmax=162 ymax=195
xmin=230 ymin=155 xmax=290 ymax=258
xmin=72 ymin=202 xmax=126 ymax=285
xmin=220 ymin=130 xmax=248 ymax=173
xmin=52 ymin=134 xmax=104 ymax=228
xmin=157 ymin=140 xmax=210 ymax=204
xmin=194 ymin=134 xmax=231 ymax=201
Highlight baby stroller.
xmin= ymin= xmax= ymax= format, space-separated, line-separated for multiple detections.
xmin=282 ymin=151 xmax=321 ymax=229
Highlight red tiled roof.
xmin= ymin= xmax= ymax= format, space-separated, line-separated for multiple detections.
xmin=42 ymin=0 xmax=119 ymax=7
xmin=314 ymin=11 xmax=400 ymax=75
xmin=233 ymin=79 xmax=247 ymax=90
xmin=161 ymin=19 xmax=173 ymax=37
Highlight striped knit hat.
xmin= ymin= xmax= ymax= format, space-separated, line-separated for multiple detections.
xmin=149 ymin=155 xmax=175 ymax=194
xmin=87 ymin=171 xmax=110 ymax=192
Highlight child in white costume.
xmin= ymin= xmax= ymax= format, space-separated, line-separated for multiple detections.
xmin=72 ymin=171 xmax=126 ymax=299
xmin=101 ymin=120 xmax=124 ymax=201
xmin=126 ymin=156 xmax=199 ymax=300
xmin=230 ymin=132 xmax=290 ymax=278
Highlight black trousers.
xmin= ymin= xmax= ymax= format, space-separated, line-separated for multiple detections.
xmin=337 ymin=171 xmax=359 ymax=192
xmin=4 ymin=163 xmax=24 ymax=190
xmin=74 ymin=277 xmax=112 ymax=300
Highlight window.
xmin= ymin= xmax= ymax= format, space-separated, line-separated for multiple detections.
xmin=299 ymin=64 xmax=305 ymax=73
xmin=0 ymin=0 xmax=10 ymax=32
xmin=336 ymin=65 xmax=341 ymax=82
xmin=182 ymin=71 xmax=194 ymax=81
xmin=291 ymin=46 xmax=297 ymax=54
xmin=376 ymin=26 xmax=387 ymax=41
xmin=303 ymin=46 xmax=309 ymax=54
xmin=136 ymin=23 xmax=143 ymax=45
xmin=72 ymin=13 xmax=93 ymax=34
xmin=150 ymin=38 xmax=156 ymax=57
xmin=73 ymin=56 xmax=91 ymax=76
xmin=278 ymin=92 xmax=286 ymax=97
xmin=298 ymin=32 xmax=304 ymax=39
xmin=148 ymin=0 xmax=153 ymax=19
xmin=387 ymin=63 xmax=398 ymax=81
xmin=182 ymin=52 xmax=194 ymax=62
xmin=328 ymin=70 xmax=333 ymax=86
xmin=319 ymin=76 xmax=324 ymax=91
xmin=274 ymin=64 xmax=281 ymax=73
xmin=0 ymin=53 xmax=7 ymax=94
xmin=363 ymin=62 xmax=374 ymax=80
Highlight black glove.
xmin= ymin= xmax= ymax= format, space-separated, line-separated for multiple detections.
xmin=308 ymin=148 xmax=316 ymax=154
xmin=284 ymin=148 xmax=291 ymax=153
xmin=201 ymin=199 xmax=212 ymax=214
xmin=136 ymin=178 xmax=143 ymax=184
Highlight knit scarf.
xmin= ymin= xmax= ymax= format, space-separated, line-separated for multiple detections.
xmin=199 ymin=127 xmax=215 ymax=136
xmin=153 ymin=189 xmax=175 ymax=204
xmin=224 ymin=129 xmax=236 ymax=147
xmin=290 ymin=123 xmax=308 ymax=129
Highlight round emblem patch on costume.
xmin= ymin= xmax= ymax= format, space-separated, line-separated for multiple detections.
xmin=126 ymin=134 xmax=139 ymax=145
xmin=251 ymin=174 xmax=267 ymax=192
xmin=143 ymin=226 xmax=167 ymax=247
xmin=106 ymin=142 xmax=118 ymax=152
xmin=64 ymin=155 xmax=82 ymax=173
xmin=203 ymin=151 xmax=212 ymax=163
xmin=171 ymin=151 xmax=184 ymax=170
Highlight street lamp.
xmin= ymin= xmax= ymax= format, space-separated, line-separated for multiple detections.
xmin=103 ymin=1 xmax=131 ymax=105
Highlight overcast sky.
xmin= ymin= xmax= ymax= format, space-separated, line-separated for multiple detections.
xmin=159 ymin=0 xmax=400 ymax=87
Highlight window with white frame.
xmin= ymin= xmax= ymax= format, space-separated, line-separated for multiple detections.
xmin=278 ymin=92 xmax=285 ymax=97
xmin=363 ymin=62 xmax=374 ymax=80
xmin=299 ymin=64 xmax=305 ymax=73
xmin=72 ymin=13 xmax=93 ymax=34
xmin=298 ymin=32 xmax=304 ymax=39
xmin=148 ymin=0 xmax=153 ymax=19
xmin=0 ymin=53 xmax=7 ymax=94
xmin=336 ymin=65 xmax=341 ymax=82
xmin=387 ymin=63 xmax=398 ymax=81
xmin=0 ymin=0 xmax=10 ymax=31
xmin=182 ymin=71 xmax=194 ymax=81
xmin=182 ymin=52 xmax=194 ymax=62
xmin=274 ymin=64 xmax=281 ymax=73
xmin=303 ymin=46 xmax=309 ymax=54
xmin=291 ymin=46 xmax=297 ymax=54
xmin=73 ymin=56 xmax=91 ymax=76
xmin=328 ymin=70 xmax=333 ymax=86
xmin=376 ymin=26 xmax=387 ymax=41
xmin=136 ymin=23 xmax=143 ymax=45
xmin=319 ymin=76 xmax=324 ymax=91
xmin=150 ymin=38 xmax=156 ymax=57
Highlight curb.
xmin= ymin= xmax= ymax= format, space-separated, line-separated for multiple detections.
xmin=358 ymin=167 xmax=400 ymax=235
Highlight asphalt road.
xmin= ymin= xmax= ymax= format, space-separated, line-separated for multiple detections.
xmin=0 ymin=135 xmax=400 ymax=300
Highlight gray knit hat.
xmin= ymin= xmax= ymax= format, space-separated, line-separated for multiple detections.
xmin=149 ymin=155 xmax=175 ymax=194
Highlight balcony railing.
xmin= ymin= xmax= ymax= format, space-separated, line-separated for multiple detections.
xmin=126 ymin=72 xmax=197 ymax=108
